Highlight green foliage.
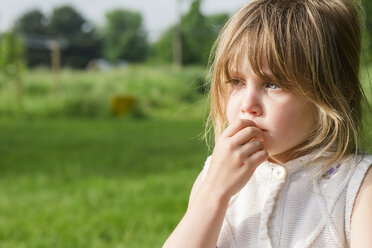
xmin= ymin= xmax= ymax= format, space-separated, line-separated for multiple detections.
xmin=0 ymin=65 xmax=207 ymax=119
xmin=362 ymin=30 xmax=371 ymax=64
xmin=151 ymin=28 xmax=174 ymax=63
xmin=0 ymin=31 xmax=26 ymax=105
xmin=0 ymin=32 xmax=26 ymax=80
xmin=364 ymin=0 xmax=372 ymax=33
xmin=206 ymin=13 xmax=230 ymax=30
xmin=103 ymin=9 xmax=148 ymax=62
xmin=14 ymin=9 xmax=48 ymax=35
xmin=9 ymin=1 xmax=227 ymax=67
xmin=13 ymin=9 xmax=50 ymax=67
xmin=13 ymin=6 xmax=102 ymax=68
xmin=153 ymin=0 xmax=229 ymax=65
xmin=49 ymin=6 xmax=86 ymax=37
xmin=12 ymin=5 xmax=150 ymax=67
xmin=362 ymin=0 xmax=372 ymax=63
xmin=48 ymin=5 xmax=102 ymax=68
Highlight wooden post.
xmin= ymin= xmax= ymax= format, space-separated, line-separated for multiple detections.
xmin=48 ymin=40 xmax=61 ymax=92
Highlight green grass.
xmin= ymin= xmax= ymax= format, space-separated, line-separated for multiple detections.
xmin=0 ymin=65 xmax=210 ymax=247
xmin=0 ymin=65 xmax=207 ymax=119
xmin=0 ymin=118 xmax=209 ymax=247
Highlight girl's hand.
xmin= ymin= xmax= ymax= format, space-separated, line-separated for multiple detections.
xmin=163 ymin=119 xmax=267 ymax=248
xmin=204 ymin=119 xmax=268 ymax=201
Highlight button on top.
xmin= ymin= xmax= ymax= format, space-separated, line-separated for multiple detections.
xmin=257 ymin=164 xmax=274 ymax=179
xmin=273 ymin=166 xmax=287 ymax=180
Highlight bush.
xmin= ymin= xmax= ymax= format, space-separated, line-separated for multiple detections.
xmin=0 ymin=65 xmax=207 ymax=119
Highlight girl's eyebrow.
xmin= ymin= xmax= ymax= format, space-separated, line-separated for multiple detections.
xmin=229 ymin=70 xmax=245 ymax=79
xmin=230 ymin=71 xmax=273 ymax=82
xmin=229 ymin=66 xmax=275 ymax=81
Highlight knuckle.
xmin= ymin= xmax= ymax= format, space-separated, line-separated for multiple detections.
xmin=251 ymin=127 xmax=261 ymax=135
xmin=236 ymin=151 xmax=245 ymax=161
xmin=254 ymin=139 xmax=263 ymax=148
xmin=242 ymin=161 xmax=255 ymax=174
xmin=242 ymin=127 xmax=253 ymax=137
xmin=256 ymin=150 xmax=268 ymax=160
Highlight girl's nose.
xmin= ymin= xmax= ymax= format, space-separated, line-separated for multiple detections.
xmin=240 ymin=87 xmax=262 ymax=116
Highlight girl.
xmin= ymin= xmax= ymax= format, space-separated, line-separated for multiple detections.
xmin=164 ymin=0 xmax=372 ymax=247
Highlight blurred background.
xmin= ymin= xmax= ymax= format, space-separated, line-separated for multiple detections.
xmin=0 ymin=0 xmax=371 ymax=247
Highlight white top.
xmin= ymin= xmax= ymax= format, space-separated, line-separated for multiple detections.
xmin=202 ymin=151 xmax=372 ymax=248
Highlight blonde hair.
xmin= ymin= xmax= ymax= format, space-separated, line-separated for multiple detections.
xmin=206 ymin=0 xmax=368 ymax=165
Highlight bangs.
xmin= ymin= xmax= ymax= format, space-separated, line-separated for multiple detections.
xmin=220 ymin=1 xmax=312 ymax=92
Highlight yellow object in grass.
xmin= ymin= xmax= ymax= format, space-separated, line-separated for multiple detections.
xmin=111 ymin=94 xmax=137 ymax=116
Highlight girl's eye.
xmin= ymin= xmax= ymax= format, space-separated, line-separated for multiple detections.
xmin=265 ymin=82 xmax=280 ymax=90
xmin=230 ymin=79 xmax=245 ymax=87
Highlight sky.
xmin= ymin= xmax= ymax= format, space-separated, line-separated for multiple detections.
xmin=0 ymin=0 xmax=250 ymax=41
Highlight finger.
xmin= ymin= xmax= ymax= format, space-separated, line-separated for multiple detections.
xmin=223 ymin=119 xmax=256 ymax=138
xmin=232 ymin=127 xmax=264 ymax=146
xmin=246 ymin=149 xmax=268 ymax=167
xmin=240 ymin=149 xmax=268 ymax=179
xmin=238 ymin=139 xmax=264 ymax=158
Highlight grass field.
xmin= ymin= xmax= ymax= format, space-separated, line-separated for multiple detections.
xmin=0 ymin=117 xmax=209 ymax=247
xmin=0 ymin=65 xmax=210 ymax=247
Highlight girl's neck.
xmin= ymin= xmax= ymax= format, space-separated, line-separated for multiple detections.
xmin=268 ymin=149 xmax=315 ymax=165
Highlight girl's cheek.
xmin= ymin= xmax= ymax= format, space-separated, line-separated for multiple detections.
xmin=226 ymin=102 xmax=241 ymax=124
xmin=226 ymin=111 xmax=235 ymax=125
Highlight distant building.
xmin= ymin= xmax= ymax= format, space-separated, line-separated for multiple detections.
xmin=86 ymin=58 xmax=128 ymax=71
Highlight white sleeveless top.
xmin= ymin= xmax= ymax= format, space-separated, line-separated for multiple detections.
xmin=202 ymin=152 xmax=372 ymax=248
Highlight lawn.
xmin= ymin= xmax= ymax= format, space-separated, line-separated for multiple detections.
xmin=0 ymin=117 xmax=209 ymax=247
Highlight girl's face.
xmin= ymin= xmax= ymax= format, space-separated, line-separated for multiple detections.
xmin=226 ymin=58 xmax=317 ymax=164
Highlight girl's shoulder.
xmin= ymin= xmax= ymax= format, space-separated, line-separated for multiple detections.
xmin=330 ymin=152 xmax=372 ymax=183
xmin=349 ymin=153 xmax=372 ymax=247
xmin=355 ymin=152 xmax=372 ymax=165
xmin=344 ymin=152 xmax=372 ymax=243
xmin=346 ymin=152 xmax=372 ymax=184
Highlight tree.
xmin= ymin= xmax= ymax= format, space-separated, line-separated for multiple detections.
xmin=151 ymin=27 xmax=174 ymax=63
xmin=48 ymin=6 xmax=86 ymax=37
xmin=152 ymin=0 xmax=229 ymax=65
xmin=14 ymin=9 xmax=48 ymax=35
xmin=0 ymin=32 xmax=26 ymax=103
xmin=103 ymin=9 xmax=148 ymax=62
xmin=182 ymin=2 xmax=230 ymax=65
xmin=48 ymin=5 xmax=102 ymax=68
xmin=206 ymin=13 xmax=230 ymax=37
xmin=13 ymin=9 xmax=50 ymax=67
xmin=181 ymin=0 xmax=211 ymax=64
